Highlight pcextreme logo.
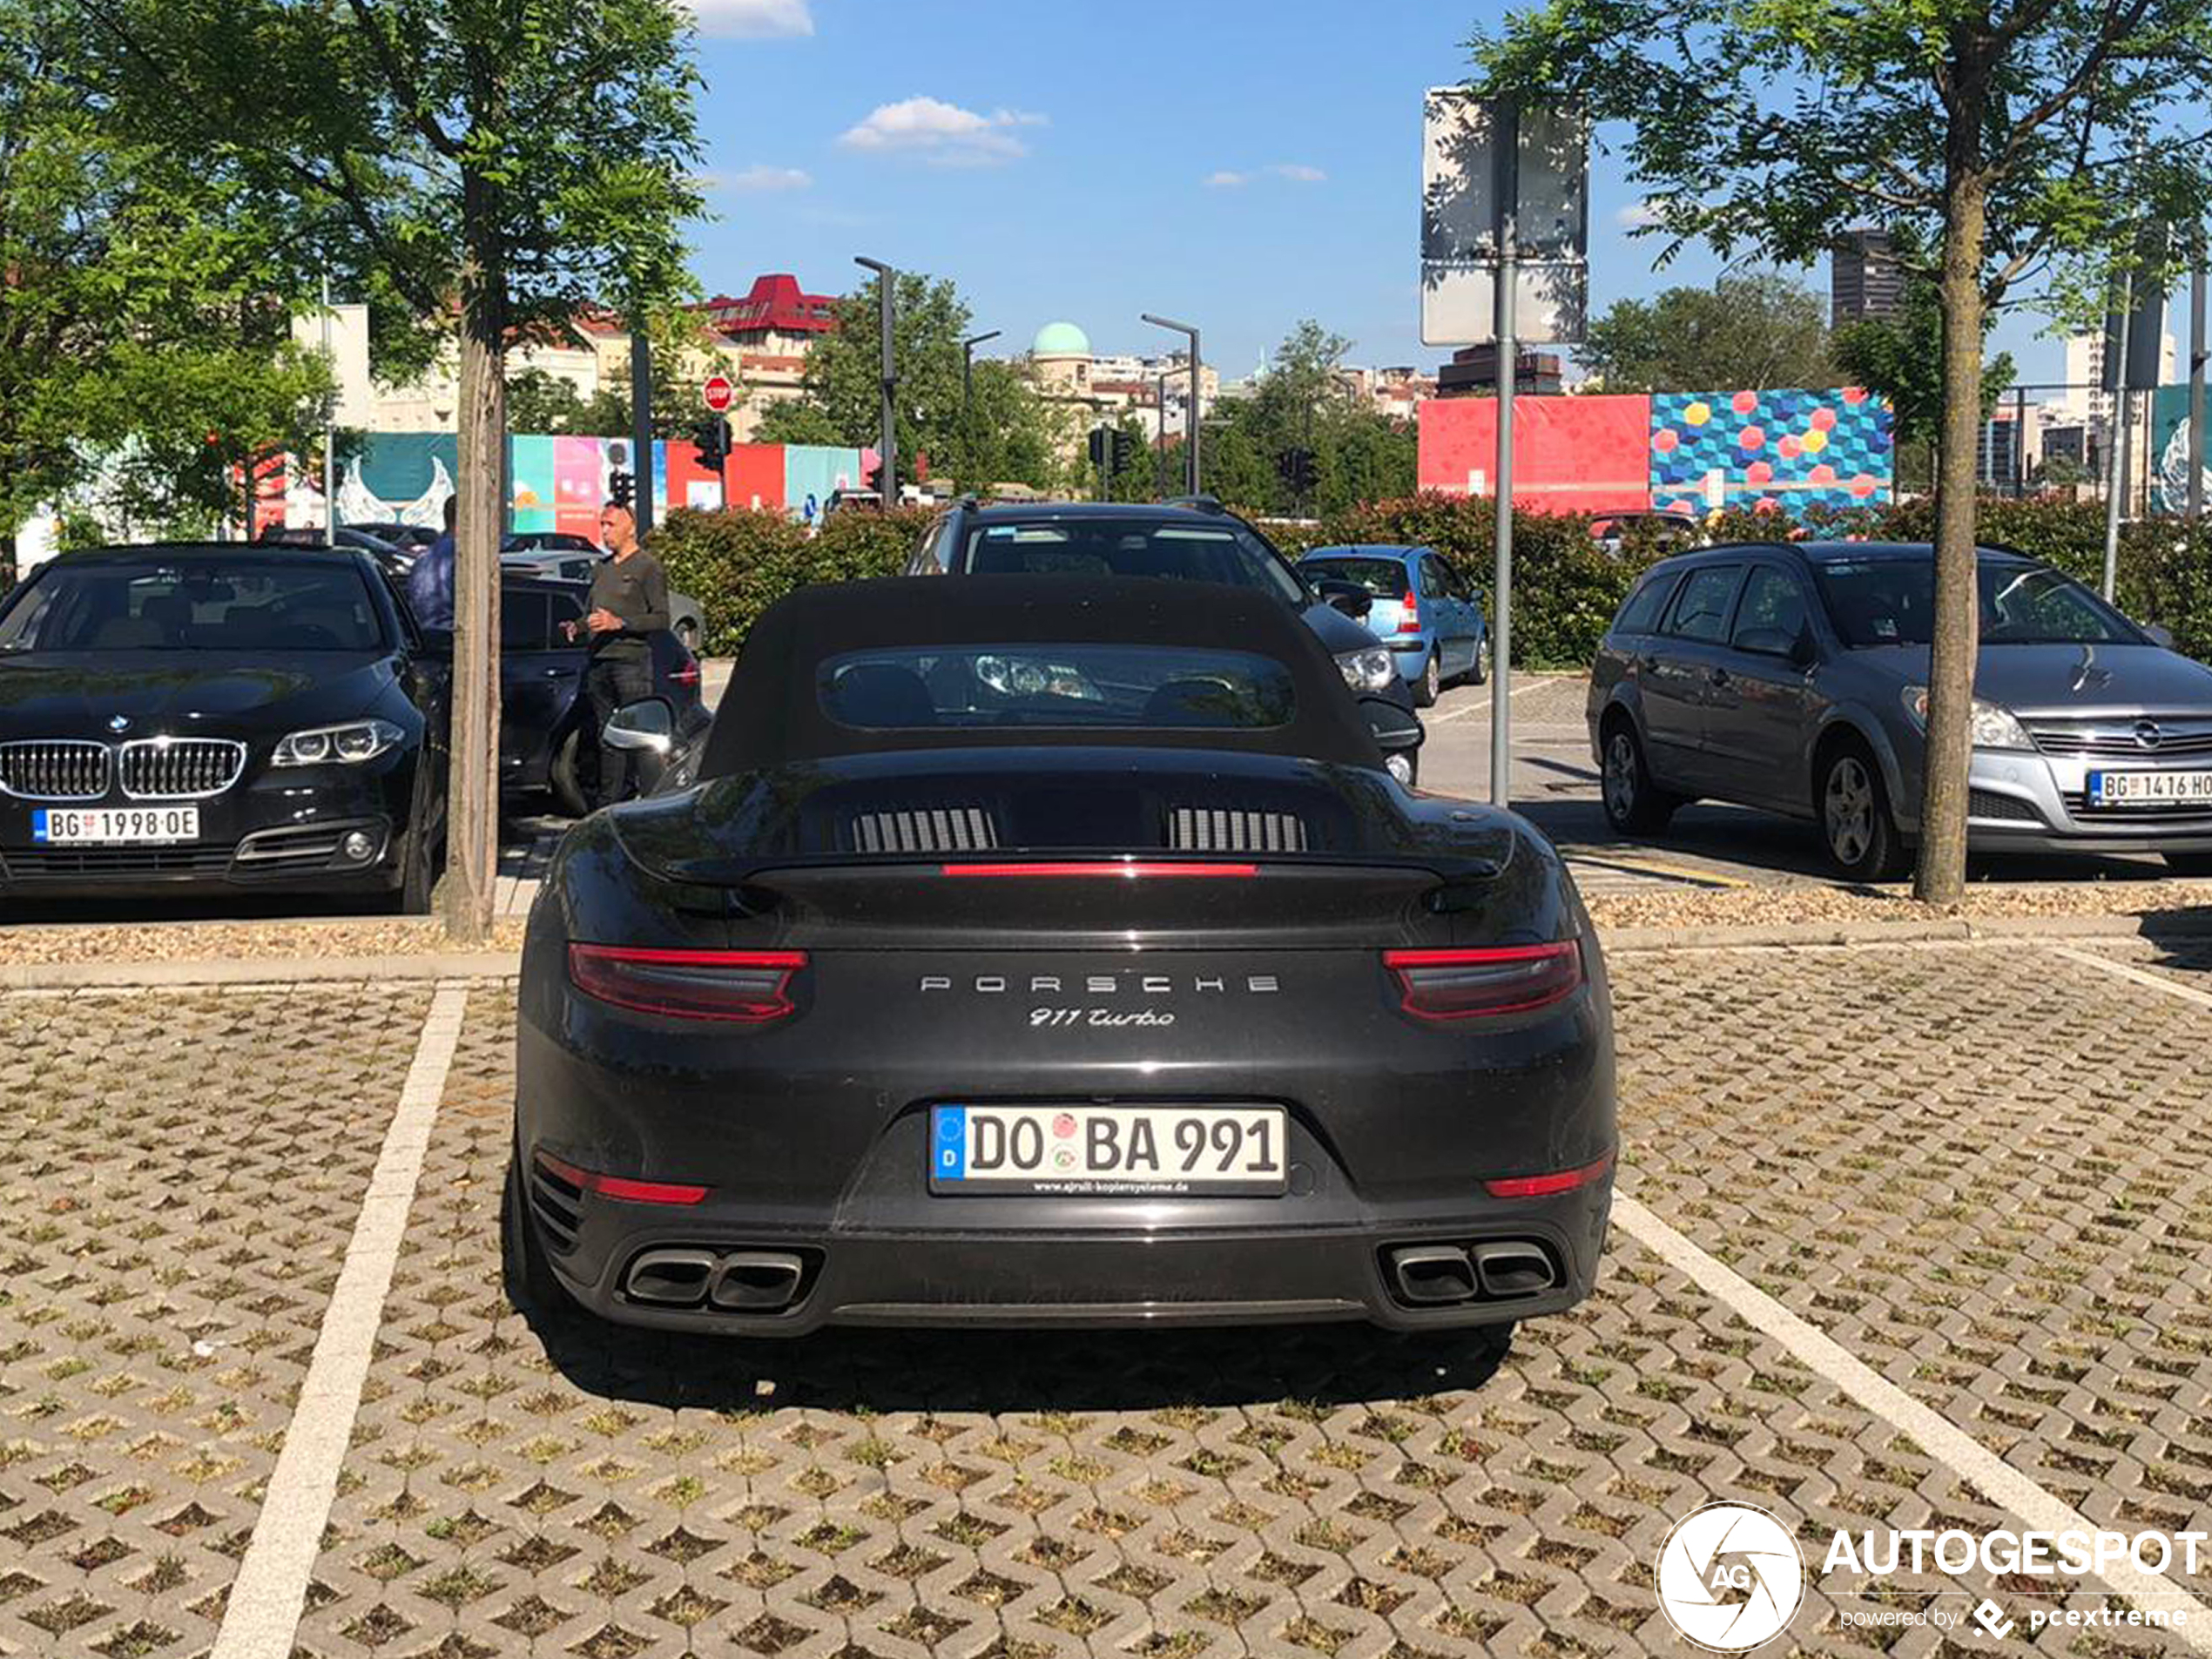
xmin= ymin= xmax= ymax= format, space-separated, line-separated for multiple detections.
xmin=1655 ymin=1502 xmax=1806 ymax=1652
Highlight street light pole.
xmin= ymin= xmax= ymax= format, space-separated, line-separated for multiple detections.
xmin=1156 ymin=374 xmax=1168 ymax=501
xmin=857 ymin=258 xmax=898 ymax=506
xmin=321 ymin=273 xmax=336 ymax=546
xmin=961 ymin=329 xmax=1001 ymax=415
xmin=1142 ymin=314 xmax=1202 ymax=495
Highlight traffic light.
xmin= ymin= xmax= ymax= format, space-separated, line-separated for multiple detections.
xmin=1087 ymin=428 xmax=1109 ymax=470
xmin=1276 ymin=448 xmax=1317 ymax=497
xmin=692 ymin=415 xmax=732 ymax=471
xmin=609 ymin=468 xmax=635 ymax=510
xmin=1109 ymin=429 xmax=1135 ymax=475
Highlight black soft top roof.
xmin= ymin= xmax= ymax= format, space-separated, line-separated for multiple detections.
xmin=698 ymin=575 xmax=1384 ymax=775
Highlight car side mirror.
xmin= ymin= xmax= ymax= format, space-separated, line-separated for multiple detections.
xmin=603 ymin=698 xmax=673 ymax=754
xmin=2144 ymin=622 xmax=2176 ymax=650
xmin=1314 ymin=578 xmax=1373 ymax=620
xmin=1362 ymin=697 xmax=1424 ymax=753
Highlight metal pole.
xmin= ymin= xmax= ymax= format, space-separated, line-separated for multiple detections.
xmin=1490 ymin=97 xmax=1519 ymax=811
xmin=857 ymin=259 xmax=897 ymax=506
xmin=1142 ymin=315 xmax=1202 ymax=495
xmin=2013 ymin=384 xmax=2027 ymax=498
xmin=1157 ymin=375 xmax=1168 ymax=501
xmin=2190 ymin=247 xmax=2206 ymax=524
xmin=2101 ymin=269 xmax=2133 ymax=600
xmin=321 ymin=273 xmax=336 ymax=545
xmin=630 ymin=326 xmax=655 ymax=534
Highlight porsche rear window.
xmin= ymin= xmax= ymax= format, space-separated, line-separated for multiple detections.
xmin=819 ymin=644 xmax=1296 ymax=732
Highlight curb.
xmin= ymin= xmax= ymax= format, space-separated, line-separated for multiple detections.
xmin=0 ymin=952 xmax=519 ymax=989
xmin=1598 ymin=912 xmax=2212 ymax=951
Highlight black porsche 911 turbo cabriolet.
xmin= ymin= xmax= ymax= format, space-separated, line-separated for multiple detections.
xmin=510 ymin=577 xmax=1615 ymax=1342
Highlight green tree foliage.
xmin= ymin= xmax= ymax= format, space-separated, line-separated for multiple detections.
xmin=1578 ymin=273 xmax=1838 ymax=392
xmin=504 ymin=368 xmax=589 ymax=435
xmin=1472 ymin=0 xmax=2212 ymax=903
xmin=0 ymin=0 xmax=336 ymax=561
xmin=762 ymin=271 xmax=1062 ymax=492
xmin=1193 ymin=320 xmax=1418 ymax=517
xmin=1833 ymin=280 xmax=2014 ymax=452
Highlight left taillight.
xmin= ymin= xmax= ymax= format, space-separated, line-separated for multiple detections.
xmin=671 ymin=659 xmax=701 ymax=687
xmin=1384 ymin=941 xmax=1583 ymax=1021
xmin=568 ymin=944 xmax=806 ymax=1023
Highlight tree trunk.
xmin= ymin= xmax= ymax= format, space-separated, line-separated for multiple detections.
xmin=444 ymin=164 xmax=505 ymax=943
xmin=1914 ymin=144 xmax=1990 ymax=907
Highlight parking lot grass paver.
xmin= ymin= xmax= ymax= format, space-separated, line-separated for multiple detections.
xmin=0 ymin=983 xmax=434 ymax=1658
xmin=280 ymin=974 xmax=2209 ymax=1659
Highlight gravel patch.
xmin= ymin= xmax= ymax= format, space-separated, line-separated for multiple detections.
xmin=0 ymin=916 xmax=529 ymax=966
xmin=1586 ymin=876 xmax=2212 ymax=933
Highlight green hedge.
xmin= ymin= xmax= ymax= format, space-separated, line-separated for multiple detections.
xmin=646 ymin=506 xmax=934 ymax=656
xmin=648 ymin=495 xmax=2212 ymax=671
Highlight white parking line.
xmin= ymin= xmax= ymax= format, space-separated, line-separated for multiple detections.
xmin=211 ymin=982 xmax=472 ymax=1659
xmin=1610 ymin=1192 xmax=2212 ymax=1648
xmin=1426 ymin=676 xmax=1558 ymax=724
xmin=2048 ymin=945 xmax=2212 ymax=1010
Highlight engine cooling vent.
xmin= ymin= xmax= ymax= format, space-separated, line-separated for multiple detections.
xmin=1169 ymin=806 xmax=1308 ymax=853
xmin=849 ymin=806 xmax=998 ymax=853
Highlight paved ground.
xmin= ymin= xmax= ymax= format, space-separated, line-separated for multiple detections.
xmin=5 ymin=937 xmax=2212 ymax=1656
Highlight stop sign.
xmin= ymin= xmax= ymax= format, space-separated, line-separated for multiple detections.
xmin=702 ymin=374 xmax=736 ymax=413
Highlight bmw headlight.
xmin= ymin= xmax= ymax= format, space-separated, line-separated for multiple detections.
xmin=1336 ymin=646 xmax=1397 ymax=693
xmin=272 ymin=718 xmax=406 ymax=766
xmin=1900 ymin=686 xmax=2031 ymax=750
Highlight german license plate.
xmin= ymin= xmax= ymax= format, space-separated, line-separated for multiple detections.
xmin=929 ymin=1104 xmax=1287 ymax=1196
xmin=30 ymin=806 xmax=200 ymax=844
xmin=2086 ymin=770 xmax=2212 ymax=806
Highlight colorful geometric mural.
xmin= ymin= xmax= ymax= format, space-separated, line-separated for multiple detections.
xmin=1649 ymin=388 xmax=1892 ymax=516
xmin=313 ymin=434 xmax=867 ymax=533
xmin=1417 ymin=388 xmax=1894 ymax=517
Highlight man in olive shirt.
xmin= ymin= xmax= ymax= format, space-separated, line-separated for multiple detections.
xmin=572 ymin=502 xmax=670 ymax=807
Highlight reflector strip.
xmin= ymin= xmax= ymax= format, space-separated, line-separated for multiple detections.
xmin=1484 ymin=1151 xmax=1615 ymax=1200
xmin=941 ymin=861 xmax=1259 ymax=879
xmin=535 ymin=1150 xmax=710 ymax=1206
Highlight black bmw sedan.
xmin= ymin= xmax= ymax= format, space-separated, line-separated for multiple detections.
xmin=510 ymin=577 xmax=1614 ymax=1342
xmin=0 ymin=544 xmax=446 ymax=908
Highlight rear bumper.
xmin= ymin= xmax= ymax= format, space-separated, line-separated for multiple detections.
xmin=523 ymin=1160 xmax=1612 ymax=1335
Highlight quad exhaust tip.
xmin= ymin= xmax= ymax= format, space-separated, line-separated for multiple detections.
xmin=1386 ymin=1240 xmax=1559 ymax=1307
xmin=624 ymin=1248 xmax=807 ymax=1312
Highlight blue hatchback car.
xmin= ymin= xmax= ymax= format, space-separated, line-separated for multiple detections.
xmin=1298 ymin=545 xmax=1488 ymax=706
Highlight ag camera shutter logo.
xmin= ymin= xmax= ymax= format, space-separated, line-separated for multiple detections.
xmin=1656 ymin=1501 xmax=1805 ymax=1651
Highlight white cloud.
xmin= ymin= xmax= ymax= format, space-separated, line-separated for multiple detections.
xmin=1616 ymin=197 xmax=1666 ymax=229
xmin=717 ymin=164 xmax=813 ymax=192
xmin=838 ymin=97 xmax=1046 ymax=165
xmin=1207 ymin=164 xmax=1325 ymax=188
xmin=681 ymin=0 xmax=813 ymax=37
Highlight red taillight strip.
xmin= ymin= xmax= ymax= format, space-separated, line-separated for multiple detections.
xmin=535 ymin=1150 xmax=710 ymax=1206
xmin=1383 ymin=940 xmax=1583 ymax=1020
xmin=941 ymin=861 xmax=1259 ymax=879
xmin=1484 ymin=1151 xmax=1615 ymax=1200
xmin=568 ymin=943 xmax=806 ymax=1023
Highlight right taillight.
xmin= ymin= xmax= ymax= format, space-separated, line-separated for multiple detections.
xmin=1384 ymin=941 xmax=1582 ymax=1021
xmin=569 ymin=944 xmax=806 ymax=1022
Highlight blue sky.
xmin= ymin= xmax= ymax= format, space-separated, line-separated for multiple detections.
xmin=685 ymin=0 xmax=2085 ymax=383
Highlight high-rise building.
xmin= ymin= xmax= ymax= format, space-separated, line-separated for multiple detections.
xmin=1831 ymin=230 xmax=1906 ymax=328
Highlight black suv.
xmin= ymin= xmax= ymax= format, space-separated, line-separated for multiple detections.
xmin=906 ymin=499 xmax=1424 ymax=782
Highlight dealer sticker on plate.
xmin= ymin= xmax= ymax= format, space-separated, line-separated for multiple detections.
xmin=2087 ymin=770 xmax=2212 ymax=807
xmin=929 ymin=1103 xmax=1287 ymax=1197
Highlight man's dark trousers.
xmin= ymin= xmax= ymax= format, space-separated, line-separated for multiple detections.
xmin=585 ymin=651 xmax=653 ymax=809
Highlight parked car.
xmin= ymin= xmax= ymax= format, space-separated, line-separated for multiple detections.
xmin=498 ymin=545 xmax=708 ymax=654
xmin=509 ymin=575 xmax=1609 ymax=1341
xmin=351 ymin=520 xmax=442 ymax=552
xmin=1298 ymin=544 xmax=1487 ymax=705
xmin=497 ymin=572 xmax=711 ymax=816
xmin=0 ymin=543 xmax=446 ymax=910
xmin=905 ymin=499 xmax=1426 ymax=783
xmin=1588 ymin=508 xmax=1703 ymax=559
xmin=503 ymin=531 xmax=601 ymax=556
xmin=1588 ymin=539 xmax=2212 ymax=880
